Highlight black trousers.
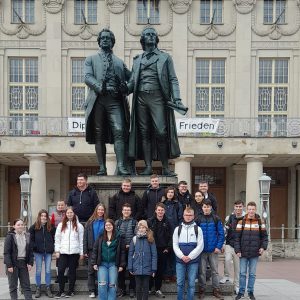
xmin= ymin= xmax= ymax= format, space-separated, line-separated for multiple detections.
xmin=57 ymin=254 xmax=79 ymax=293
xmin=87 ymin=251 xmax=97 ymax=293
xmin=7 ymin=259 xmax=32 ymax=300
xmin=135 ymin=275 xmax=150 ymax=300
xmin=150 ymin=248 xmax=167 ymax=291
xmin=118 ymin=249 xmax=135 ymax=291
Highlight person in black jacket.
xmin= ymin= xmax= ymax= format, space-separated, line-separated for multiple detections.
xmin=4 ymin=218 xmax=34 ymax=300
xmin=91 ymin=219 xmax=126 ymax=299
xmin=198 ymin=181 xmax=218 ymax=212
xmin=192 ymin=191 xmax=205 ymax=219
xmin=142 ymin=174 xmax=164 ymax=219
xmin=67 ymin=173 xmax=100 ymax=223
xmin=29 ymin=209 xmax=56 ymax=298
xmin=147 ymin=203 xmax=172 ymax=298
xmin=109 ymin=178 xmax=143 ymax=221
xmin=177 ymin=181 xmax=194 ymax=210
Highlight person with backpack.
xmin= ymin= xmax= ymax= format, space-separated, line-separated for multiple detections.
xmin=91 ymin=219 xmax=127 ymax=300
xmin=220 ymin=200 xmax=245 ymax=294
xmin=147 ymin=202 xmax=172 ymax=298
xmin=142 ymin=174 xmax=164 ymax=219
xmin=177 ymin=181 xmax=194 ymax=211
xmin=115 ymin=203 xmax=137 ymax=298
xmin=161 ymin=186 xmax=183 ymax=282
xmin=128 ymin=220 xmax=157 ymax=300
xmin=29 ymin=209 xmax=56 ymax=298
xmin=67 ymin=173 xmax=100 ymax=223
xmin=4 ymin=218 xmax=34 ymax=300
xmin=173 ymin=207 xmax=204 ymax=300
xmin=234 ymin=202 xmax=268 ymax=300
xmin=197 ymin=199 xmax=225 ymax=299
xmin=83 ymin=203 xmax=106 ymax=298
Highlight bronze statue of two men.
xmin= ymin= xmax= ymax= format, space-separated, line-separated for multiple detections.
xmin=84 ymin=28 xmax=187 ymax=176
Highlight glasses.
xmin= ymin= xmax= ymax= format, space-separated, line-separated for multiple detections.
xmin=184 ymin=214 xmax=194 ymax=217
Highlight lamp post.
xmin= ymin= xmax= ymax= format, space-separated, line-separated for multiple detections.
xmin=19 ymin=171 xmax=32 ymax=228
xmin=259 ymin=172 xmax=271 ymax=242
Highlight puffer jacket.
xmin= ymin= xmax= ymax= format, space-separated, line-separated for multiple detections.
xmin=128 ymin=235 xmax=157 ymax=276
xmin=55 ymin=221 xmax=84 ymax=255
xmin=197 ymin=213 xmax=224 ymax=253
xmin=160 ymin=197 xmax=183 ymax=232
xmin=177 ymin=190 xmax=194 ymax=210
xmin=4 ymin=230 xmax=34 ymax=268
xmin=83 ymin=219 xmax=105 ymax=254
xmin=234 ymin=214 xmax=268 ymax=258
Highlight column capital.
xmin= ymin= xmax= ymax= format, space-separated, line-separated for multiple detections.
xmin=244 ymin=154 xmax=268 ymax=163
xmin=175 ymin=154 xmax=194 ymax=163
xmin=24 ymin=154 xmax=48 ymax=162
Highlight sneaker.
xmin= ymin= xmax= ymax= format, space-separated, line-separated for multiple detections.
xmin=117 ymin=289 xmax=126 ymax=297
xmin=65 ymin=291 xmax=74 ymax=298
xmin=55 ymin=277 xmax=59 ymax=283
xmin=55 ymin=292 xmax=66 ymax=299
xmin=46 ymin=286 xmax=54 ymax=298
xmin=148 ymin=290 xmax=155 ymax=295
xmin=129 ymin=289 xmax=135 ymax=298
xmin=89 ymin=292 xmax=96 ymax=298
xmin=35 ymin=287 xmax=41 ymax=298
xmin=235 ymin=293 xmax=244 ymax=300
xmin=248 ymin=292 xmax=256 ymax=300
xmin=219 ymin=276 xmax=230 ymax=284
xmin=155 ymin=290 xmax=165 ymax=298
xmin=234 ymin=287 xmax=239 ymax=295
xmin=212 ymin=288 xmax=224 ymax=299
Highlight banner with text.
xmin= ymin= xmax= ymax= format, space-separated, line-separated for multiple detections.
xmin=68 ymin=118 xmax=85 ymax=133
xmin=176 ymin=118 xmax=220 ymax=134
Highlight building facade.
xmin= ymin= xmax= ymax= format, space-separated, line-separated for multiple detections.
xmin=0 ymin=0 xmax=300 ymax=239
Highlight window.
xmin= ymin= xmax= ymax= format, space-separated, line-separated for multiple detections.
xmin=74 ymin=0 xmax=97 ymax=25
xmin=195 ymin=59 xmax=225 ymax=117
xmin=200 ymin=0 xmax=223 ymax=24
xmin=137 ymin=0 xmax=160 ymax=24
xmin=11 ymin=0 xmax=35 ymax=24
xmin=9 ymin=58 xmax=39 ymax=135
xmin=71 ymin=58 xmax=86 ymax=116
xmin=264 ymin=0 xmax=286 ymax=24
xmin=258 ymin=58 xmax=288 ymax=136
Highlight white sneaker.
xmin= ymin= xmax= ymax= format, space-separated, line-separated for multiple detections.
xmin=219 ymin=276 xmax=230 ymax=284
xmin=89 ymin=292 xmax=96 ymax=298
xmin=155 ymin=290 xmax=165 ymax=298
xmin=235 ymin=287 xmax=240 ymax=295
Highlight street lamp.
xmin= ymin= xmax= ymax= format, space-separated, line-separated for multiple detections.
xmin=19 ymin=171 xmax=32 ymax=228
xmin=259 ymin=172 xmax=271 ymax=241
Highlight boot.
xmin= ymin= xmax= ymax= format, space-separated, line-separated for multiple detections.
xmin=212 ymin=288 xmax=224 ymax=299
xmin=95 ymin=143 xmax=107 ymax=175
xmin=198 ymin=287 xmax=205 ymax=299
xmin=46 ymin=286 xmax=53 ymax=298
xmin=114 ymin=140 xmax=130 ymax=175
xmin=157 ymin=141 xmax=177 ymax=177
xmin=139 ymin=139 xmax=153 ymax=175
xmin=35 ymin=286 xmax=41 ymax=298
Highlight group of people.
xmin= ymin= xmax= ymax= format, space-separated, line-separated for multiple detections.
xmin=4 ymin=173 xmax=268 ymax=300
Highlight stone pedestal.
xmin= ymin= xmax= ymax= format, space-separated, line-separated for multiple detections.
xmin=87 ymin=175 xmax=178 ymax=209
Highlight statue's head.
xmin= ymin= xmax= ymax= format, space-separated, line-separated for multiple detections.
xmin=97 ymin=29 xmax=115 ymax=50
xmin=140 ymin=27 xmax=159 ymax=51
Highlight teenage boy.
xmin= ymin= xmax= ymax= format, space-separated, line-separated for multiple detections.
xmin=177 ymin=181 xmax=194 ymax=210
xmin=173 ymin=207 xmax=204 ymax=300
xmin=197 ymin=199 xmax=225 ymax=299
xmin=147 ymin=203 xmax=172 ymax=298
xmin=220 ymin=200 xmax=245 ymax=294
xmin=234 ymin=202 xmax=268 ymax=300
xmin=198 ymin=181 xmax=217 ymax=212
xmin=115 ymin=203 xmax=137 ymax=298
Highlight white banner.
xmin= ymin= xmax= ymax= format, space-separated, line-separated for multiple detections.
xmin=68 ymin=118 xmax=85 ymax=133
xmin=176 ymin=118 xmax=220 ymax=134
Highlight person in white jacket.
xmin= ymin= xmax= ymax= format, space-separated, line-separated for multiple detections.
xmin=54 ymin=207 xmax=84 ymax=298
xmin=173 ymin=207 xmax=204 ymax=300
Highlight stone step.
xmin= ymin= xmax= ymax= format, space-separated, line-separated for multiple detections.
xmin=31 ymin=281 xmax=234 ymax=295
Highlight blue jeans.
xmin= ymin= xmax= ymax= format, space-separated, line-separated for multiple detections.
xmin=98 ymin=262 xmax=118 ymax=300
xmin=239 ymin=257 xmax=259 ymax=295
xmin=34 ymin=252 xmax=52 ymax=286
xmin=176 ymin=262 xmax=198 ymax=300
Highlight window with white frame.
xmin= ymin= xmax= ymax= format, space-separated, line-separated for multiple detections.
xmin=71 ymin=58 xmax=86 ymax=116
xmin=137 ymin=0 xmax=160 ymax=24
xmin=196 ymin=59 xmax=225 ymax=117
xmin=264 ymin=0 xmax=286 ymax=24
xmin=200 ymin=0 xmax=223 ymax=25
xmin=9 ymin=58 xmax=39 ymax=135
xmin=74 ymin=0 xmax=97 ymax=25
xmin=258 ymin=58 xmax=288 ymax=136
xmin=11 ymin=0 xmax=35 ymax=24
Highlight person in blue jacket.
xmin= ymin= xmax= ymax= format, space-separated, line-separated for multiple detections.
xmin=197 ymin=199 xmax=225 ymax=299
xmin=128 ymin=220 xmax=157 ymax=300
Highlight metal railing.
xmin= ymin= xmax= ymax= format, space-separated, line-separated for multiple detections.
xmin=1 ymin=116 xmax=300 ymax=137
xmin=270 ymin=225 xmax=300 ymax=244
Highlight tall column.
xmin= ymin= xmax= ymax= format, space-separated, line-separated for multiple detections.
xmin=244 ymin=155 xmax=268 ymax=210
xmin=25 ymin=154 xmax=48 ymax=219
xmin=296 ymin=165 xmax=300 ymax=231
xmin=174 ymin=155 xmax=194 ymax=190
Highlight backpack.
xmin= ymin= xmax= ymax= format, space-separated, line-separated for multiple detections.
xmin=178 ymin=224 xmax=199 ymax=239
